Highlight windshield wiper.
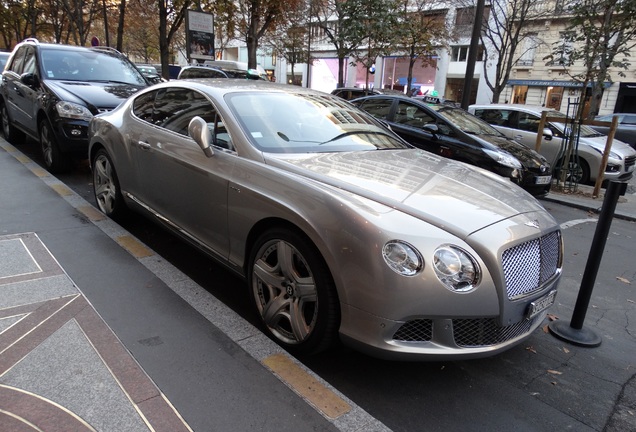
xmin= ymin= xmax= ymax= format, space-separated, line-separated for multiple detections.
xmin=319 ymin=130 xmax=385 ymax=145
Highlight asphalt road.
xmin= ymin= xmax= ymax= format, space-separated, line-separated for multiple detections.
xmin=15 ymin=139 xmax=636 ymax=432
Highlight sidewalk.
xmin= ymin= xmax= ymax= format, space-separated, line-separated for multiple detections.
xmin=541 ymin=176 xmax=636 ymax=222
xmin=0 ymin=140 xmax=386 ymax=431
xmin=1 ymin=137 xmax=634 ymax=432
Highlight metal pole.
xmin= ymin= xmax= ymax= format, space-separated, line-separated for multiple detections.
xmin=460 ymin=0 xmax=485 ymax=110
xmin=549 ymin=180 xmax=628 ymax=346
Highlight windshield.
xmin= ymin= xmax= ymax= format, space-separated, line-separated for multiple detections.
xmin=545 ymin=110 xmax=604 ymax=137
xmin=431 ymin=106 xmax=505 ymax=136
xmin=41 ymin=48 xmax=147 ymax=85
xmin=226 ymin=92 xmax=411 ymax=153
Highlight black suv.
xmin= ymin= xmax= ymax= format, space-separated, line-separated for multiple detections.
xmin=0 ymin=39 xmax=149 ymax=172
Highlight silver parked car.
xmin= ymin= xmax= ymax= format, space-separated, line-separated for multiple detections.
xmin=592 ymin=113 xmax=636 ymax=150
xmin=89 ymin=80 xmax=563 ymax=360
xmin=469 ymin=104 xmax=636 ymax=184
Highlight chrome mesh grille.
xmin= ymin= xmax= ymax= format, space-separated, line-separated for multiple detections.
xmin=453 ymin=317 xmax=538 ymax=347
xmin=393 ymin=319 xmax=433 ymax=342
xmin=502 ymin=231 xmax=561 ymax=299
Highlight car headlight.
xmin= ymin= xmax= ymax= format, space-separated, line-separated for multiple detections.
xmin=589 ymin=145 xmax=620 ymax=160
xmin=382 ymin=240 xmax=423 ymax=276
xmin=483 ymin=148 xmax=522 ymax=169
xmin=433 ymin=245 xmax=480 ymax=292
xmin=55 ymin=101 xmax=93 ymax=121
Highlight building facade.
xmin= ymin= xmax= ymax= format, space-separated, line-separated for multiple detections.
xmin=213 ymin=1 xmax=635 ymax=115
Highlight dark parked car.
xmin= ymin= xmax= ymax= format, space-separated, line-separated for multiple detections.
xmin=331 ymin=87 xmax=404 ymax=100
xmin=135 ymin=64 xmax=163 ymax=84
xmin=592 ymin=113 xmax=636 ymax=150
xmin=88 ymin=79 xmax=562 ymax=359
xmin=0 ymin=52 xmax=9 ymax=70
xmin=0 ymin=38 xmax=149 ymax=172
xmin=177 ymin=64 xmax=265 ymax=80
xmin=352 ymin=95 xmax=552 ymax=196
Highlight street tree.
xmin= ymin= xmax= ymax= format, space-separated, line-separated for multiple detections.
xmin=157 ymin=0 xmax=191 ymax=79
xmin=351 ymin=0 xmax=401 ymax=90
xmin=393 ymin=0 xmax=451 ymax=95
xmin=264 ymin=2 xmax=310 ymax=85
xmin=57 ymin=0 xmax=103 ymax=45
xmin=0 ymin=0 xmax=40 ymax=46
xmin=215 ymin=0 xmax=300 ymax=70
xmin=546 ymin=0 xmax=636 ymax=119
xmin=311 ymin=0 xmax=368 ymax=87
xmin=121 ymin=0 xmax=161 ymax=62
xmin=477 ymin=0 xmax=551 ymax=103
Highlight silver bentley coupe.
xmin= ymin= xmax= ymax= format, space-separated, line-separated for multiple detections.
xmin=88 ymin=80 xmax=563 ymax=360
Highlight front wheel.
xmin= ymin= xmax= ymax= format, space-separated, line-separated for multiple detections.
xmin=556 ymin=157 xmax=590 ymax=185
xmin=92 ymin=149 xmax=126 ymax=219
xmin=39 ymin=119 xmax=71 ymax=173
xmin=248 ymin=228 xmax=340 ymax=355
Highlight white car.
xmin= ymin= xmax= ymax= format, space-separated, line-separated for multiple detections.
xmin=469 ymin=104 xmax=636 ymax=184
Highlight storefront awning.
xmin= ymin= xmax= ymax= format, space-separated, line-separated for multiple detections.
xmin=507 ymin=79 xmax=612 ymax=88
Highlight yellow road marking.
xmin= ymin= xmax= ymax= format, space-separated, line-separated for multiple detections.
xmin=263 ymin=353 xmax=351 ymax=419
xmin=50 ymin=184 xmax=73 ymax=196
xmin=116 ymin=235 xmax=153 ymax=258
xmin=77 ymin=205 xmax=106 ymax=222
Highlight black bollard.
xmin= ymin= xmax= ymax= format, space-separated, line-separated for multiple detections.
xmin=549 ymin=180 xmax=628 ymax=347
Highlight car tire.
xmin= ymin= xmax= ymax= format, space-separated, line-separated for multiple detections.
xmin=557 ymin=157 xmax=590 ymax=185
xmin=0 ymin=100 xmax=25 ymax=144
xmin=92 ymin=149 xmax=126 ymax=219
xmin=248 ymin=227 xmax=340 ymax=355
xmin=39 ymin=119 xmax=71 ymax=173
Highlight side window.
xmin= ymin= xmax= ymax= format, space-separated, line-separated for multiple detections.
xmin=394 ymin=102 xmax=434 ymax=127
xmin=7 ymin=46 xmax=27 ymax=74
xmin=158 ymin=89 xmax=211 ymax=135
xmin=622 ymin=115 xmax=636 ymax=125
xmin=132 ymin=91 xmax=158 ymax=123
xmin=475 ymin=109 xmax=509 ymax=127
xmin=517 ymin=112 xmax=540 ymax=133
xmin=358 ymin=98 xmax=392 ymax=120
xmin=22 ymin=47 xmax=36 ymax=75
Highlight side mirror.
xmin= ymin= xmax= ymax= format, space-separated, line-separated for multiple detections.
xmin=188 ymin=116 xmax=214 ymax=157
xmin=21 ymin=73 xmax=39 ymax=88
xmin=423 ymin=123 xmax=439 ymax=136
xmin=542 ymin=127 xmax=553 ymax=141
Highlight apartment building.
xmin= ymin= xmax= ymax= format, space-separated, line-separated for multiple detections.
xmin=215 ymin=1 xmax=635 ymax=115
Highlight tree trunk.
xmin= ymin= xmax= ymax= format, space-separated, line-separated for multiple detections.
xmin=158 ymin=0 xmax=169 ymax=80
xmin=338 ymin=56 xmax=345 ymax=87
xmin=116 ymin=0 xmax=126 ymax=52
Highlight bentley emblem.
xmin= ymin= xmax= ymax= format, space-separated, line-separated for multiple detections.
xmin=525 ymin=220 xmax=540 ymax=229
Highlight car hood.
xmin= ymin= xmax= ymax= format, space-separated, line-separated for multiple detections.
xmin=267 ymin=149 xmax=547 ymax=239
xmin=577 ymin=134 xmax=636 ymax=157
xmin=471 ymin=133 xmax=549 ymax=168
xmin=45 ymin=80 xmax=145 ymax=110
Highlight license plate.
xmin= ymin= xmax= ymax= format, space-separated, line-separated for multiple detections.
xmin=535 ymin=175 xmax=552 ymax=185
xmin=526 ymin=290 xmax=557 ymax=320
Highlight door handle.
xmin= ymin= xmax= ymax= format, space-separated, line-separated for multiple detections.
xmin=138 ymin=141 xmax=151 ymax=150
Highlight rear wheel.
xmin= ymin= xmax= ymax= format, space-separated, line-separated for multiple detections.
xmin=39 ymin=119 xmax=71 ymax=173
xmin=92 ymin=149 xmax=126 ymax=219
xmin=248 ymin=228 xmax=340 ymax=355
xmin=0 ymin=100 xmax=25 ymax=144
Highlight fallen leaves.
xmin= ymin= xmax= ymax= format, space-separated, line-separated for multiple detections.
xmin=616 ymin=276 xmax=631 ymax=284
xmin=526 ymin=346 xmax=537 ymax=354
xmin=547 ymin=370 xmax=563 ymax=375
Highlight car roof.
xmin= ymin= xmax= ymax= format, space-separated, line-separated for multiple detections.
xmin=469 ymin=103 xmax=560 ymax=113
xmin=138 ymin=79 xmax=340 ymax=99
